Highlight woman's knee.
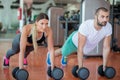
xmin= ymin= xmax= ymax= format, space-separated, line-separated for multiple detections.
xmin=6 ymin=49 xmax=19 ymax=58
xmin=12 ymin=34 xmax=21 ymax=49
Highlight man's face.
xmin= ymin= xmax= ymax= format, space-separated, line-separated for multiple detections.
xmin=96 ymin=10 xmax=109 ymax=27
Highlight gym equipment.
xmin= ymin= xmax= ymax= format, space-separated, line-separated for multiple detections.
xmin=98 ymin=65 xmax=104 ymax=76
xmin=47 ymin=66 xmax=64 ymax=80
xmin=48 ymin=7 xmax=64 ymax=46
xmin=59 ymin=16 xmax=65 ymax=21
xmin=73 ymin=23 xmax=79 ymax=31
xmin=112 ymin=45 xmax=120 ymax=52
xmin=72 ymin=65 xmax=89 ymax=80
xmin=112 ymin=37 xmax=120 ymax=52
xmin=98 ymin=65 xmax=116 ymax=79
xmin=12 ymin=67 xmax=29 ymax=80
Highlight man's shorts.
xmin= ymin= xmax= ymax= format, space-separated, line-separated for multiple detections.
xmin=61 ymin=31 xmax=77 ymax=56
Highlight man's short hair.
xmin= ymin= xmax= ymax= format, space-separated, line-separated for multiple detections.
xmin=95 ymin=7 xmax=109 ymax=15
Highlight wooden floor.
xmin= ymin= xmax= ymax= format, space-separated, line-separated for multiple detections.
xmin=0 ymin=41 xmax=120 ymax=80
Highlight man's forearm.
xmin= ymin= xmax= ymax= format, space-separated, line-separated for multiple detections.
xmin=103 ymin=47 xmax=110 ymax=71
xmin=77 ymin=49 xmax=83 ymax=68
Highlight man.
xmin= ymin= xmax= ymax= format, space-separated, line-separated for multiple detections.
xmin=47 ymin=7 xmax=112 ymax=71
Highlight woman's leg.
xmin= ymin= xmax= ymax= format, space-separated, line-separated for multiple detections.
xmin=23 ymin=46 xmax=34 ymax=65
xmin=3 ymin=34 xmax=21 ymax=67
xmin=24 ymin=46 xmax=34 ymax=58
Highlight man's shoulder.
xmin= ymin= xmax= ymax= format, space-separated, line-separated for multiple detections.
xmin=83 ymin=19 xmax=94 ymax=24
xmin=106 ymin=22 xmax=112 ymax=28
xmin=86 ymin=19 xmax=94 ymax=22
xmin=107 ymin=22 xmax=112 ymax=25
xmin=81 ymin=19 xmax=94 ymax=26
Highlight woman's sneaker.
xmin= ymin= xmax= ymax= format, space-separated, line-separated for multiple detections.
xmin=23 ymin=58 xmax=28 ymax=66
xmin=46 ymin=52 xmax=51 ymax=66
xmin=3 ymin=56 xmax=9 ymax=68
xmin=61 ymin=56 xmax=67 ymax=66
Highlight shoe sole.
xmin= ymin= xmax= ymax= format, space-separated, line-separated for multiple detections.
xmin=61 ymin=62 xmax=67 ymax=66
xmin=61 ymin=63 xmax=67 ymax=66
xmin=23 ymin=64 xmax=28 ymax=67
xmin=2 ymin=66 xmax=9 ymax=69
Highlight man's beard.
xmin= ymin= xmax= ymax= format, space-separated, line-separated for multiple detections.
xmin=97 ymin=18 xmax=107 ymax=27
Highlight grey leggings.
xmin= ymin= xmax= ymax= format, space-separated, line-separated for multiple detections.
xmin=6 ymin=34 xmax=34 ymax=59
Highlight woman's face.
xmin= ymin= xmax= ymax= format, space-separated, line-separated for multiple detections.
xmin=36 ymin=19 xmax=49 ymax=32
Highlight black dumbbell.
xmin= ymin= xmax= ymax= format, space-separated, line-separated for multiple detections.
xmin=47 ymin=66 xmax=64 ymax=80
xmin=12 ymin=67 xmax=29 ymax=80
xmin=72 ymin=65 xmax=90 ymax=80
xmin=98 ymin=65 xmax=116 ymax=79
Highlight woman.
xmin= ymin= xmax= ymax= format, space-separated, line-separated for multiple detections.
xmin=3 ymin=13 xmax=55 ymax=69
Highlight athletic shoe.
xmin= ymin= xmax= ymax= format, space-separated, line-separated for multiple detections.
xmin=61 ymin=56 xmax=67 ymax=66
xmin=46 ymin=52 xmax=51 ymax=66
xmin=3 ymin=56 xmax=9 ymax=68
xmin=23 ymin=58 xmax=28 ymax=66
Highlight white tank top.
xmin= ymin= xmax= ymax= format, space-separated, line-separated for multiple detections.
xmin=72 ymin=19 xmax=112 ymax=54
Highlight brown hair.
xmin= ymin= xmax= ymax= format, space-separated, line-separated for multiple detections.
xmin=95 ymin=7 xmax=109 ymax=16
xmin=32 ymin=13 xmax=49 ymax=53
xmin=36 ymin=13 xmax=49 ymax=22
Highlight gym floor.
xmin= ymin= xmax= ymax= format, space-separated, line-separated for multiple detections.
xmin=0 ymin=41 xmax=120 ymax=80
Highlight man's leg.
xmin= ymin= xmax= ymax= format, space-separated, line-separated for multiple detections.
xmin=61 ymin=31 xmax=77 ymax=66
xmin=55 ymin=48 xmax=62 ymax=56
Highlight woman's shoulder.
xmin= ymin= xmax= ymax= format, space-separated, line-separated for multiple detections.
xmin=45 ymin=26 xmax=51 ymax=31
xmin=24 ymin=24 xmax=33 ymax=29
xmin=45 ymin=27 xmax=52 ymax=36
xmin=22 ymin=24 xmax=33 ymax=35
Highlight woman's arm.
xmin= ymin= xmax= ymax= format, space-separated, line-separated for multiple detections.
xmin=19 ymin=26 xmax=29 ymax=69
xmin=78 ymin=32 xmax=86 ymax=68
xmin=47 ymin=27 xmax=55 ymax=70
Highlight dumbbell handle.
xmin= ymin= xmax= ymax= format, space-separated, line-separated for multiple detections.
xmin=47 ymin=66 xmax=64 ymax=80
xmin=101 ymin=65 xmax=108 ymax=71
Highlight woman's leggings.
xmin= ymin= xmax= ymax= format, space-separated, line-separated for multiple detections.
xmin=6 ymin=34 xmax=34 ymax=59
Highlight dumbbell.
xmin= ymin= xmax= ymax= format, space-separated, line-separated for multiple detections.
xmin=12 ymin=67 xmax=29 ymax=80
xmin=47 ymin=66 xmax=64 ymax=80
xmin=72 ymin=65 xmax=90 ymax=80
xmin=98 ymin=65 xmax=116 ymax=79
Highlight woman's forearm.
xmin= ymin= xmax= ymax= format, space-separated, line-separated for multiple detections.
xmin=50 ymin=50 xmax=55 ymax=70
xmin=19 ymin=52 xmax=24 ymax=69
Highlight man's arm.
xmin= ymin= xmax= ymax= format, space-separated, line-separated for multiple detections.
xmin=103 ymin=35 xmax=111 ymax=71
xmin=77 ymin=32 xmax=86 ymax=68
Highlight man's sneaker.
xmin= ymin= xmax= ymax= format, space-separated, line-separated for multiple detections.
xmin=61 ymin=56 xmax=67 ymax=66
xmin=46 ymin=52 xmax=51 ymax=66
xmin=23 ymin=58 xmax=28 ymax=66
xmin=3 ymin=56 xmax=9 ymax=68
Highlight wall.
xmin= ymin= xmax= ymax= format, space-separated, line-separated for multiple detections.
xmin=82 ymin=0 xmax=110 ymax=22
xmin=0 ymin=0 xmax=19 ymax=30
